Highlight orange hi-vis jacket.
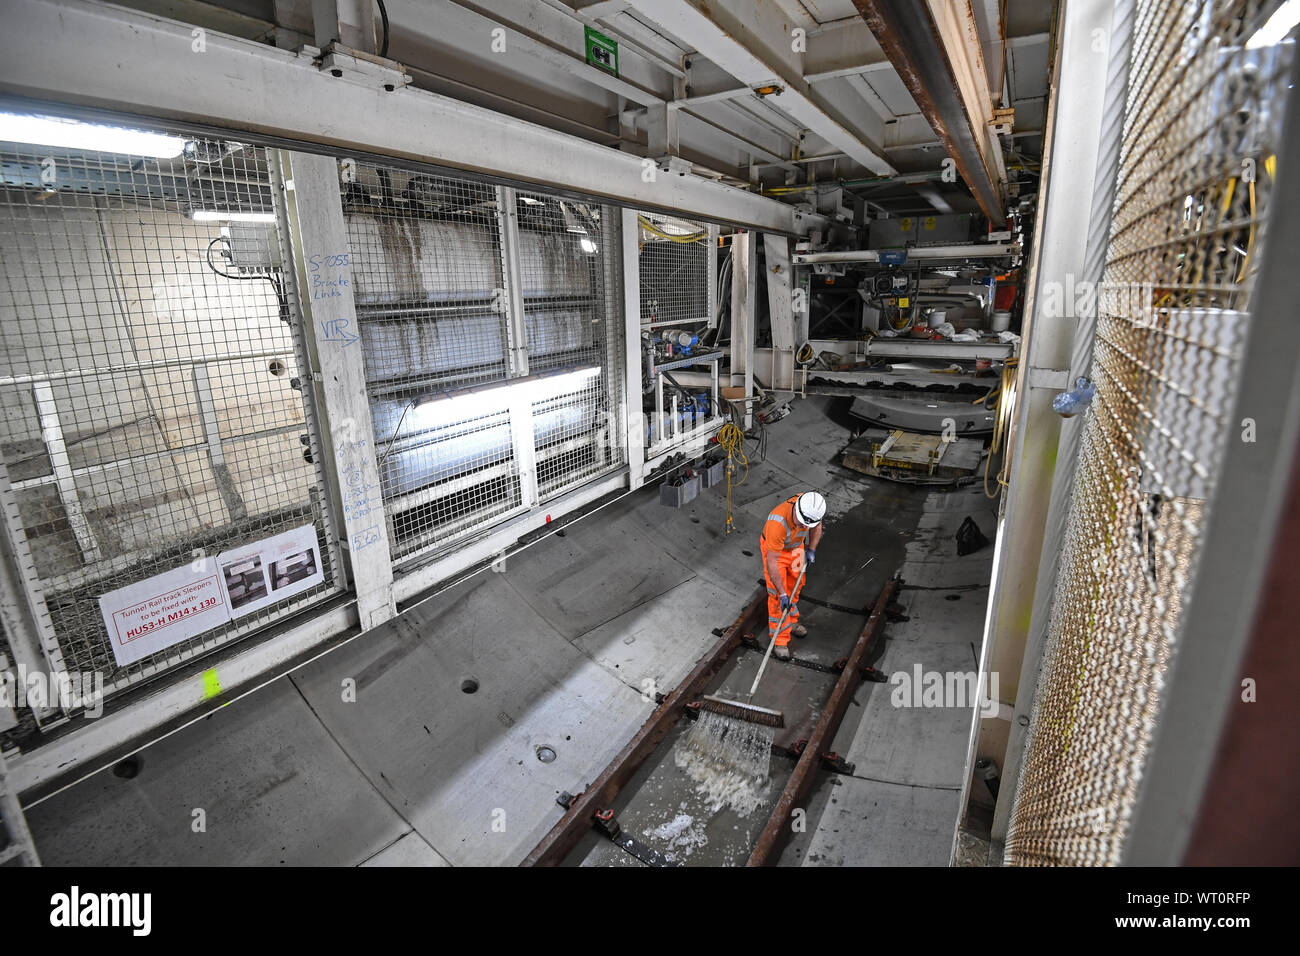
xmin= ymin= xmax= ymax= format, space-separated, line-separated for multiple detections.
xmin=760 ymin=495 xmax=809 ymax=647
xmin=761 ymin=495 xmax=811 ymax=553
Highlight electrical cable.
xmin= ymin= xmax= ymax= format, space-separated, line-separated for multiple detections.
xmin=205 ymin=235 xmax=292 ymax=323
xmin=715 ymin=421 xmax=748 ymax=535
xmin=205 ymin=236 xmax=269 ymax=281
xmin=984 ymin=359 xmax=1018 ymax=499
xmin=376 ymin=0 xmax=390 ymax=58
xmin=637 ymin=214 xmax=708 ymax=243
xmin=377 ymin=397 xmax=417 ymax=467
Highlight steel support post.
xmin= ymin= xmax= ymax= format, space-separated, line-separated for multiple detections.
xmin=621 ymin=208 xmax=646 ymax=488
xmin=0 ymin=460 xmax=66 ymax=726
xmin=956 ymin=0 xmax=1119 ymax=852
xmin=763 ymin=234 xmax=795 ymax=391
xmin=275 ymin=150 xmax=395 ymax=632
xmin=729 ymin=232 xmax=757 ymax=428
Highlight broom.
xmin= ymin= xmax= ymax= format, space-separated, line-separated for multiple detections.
xmin=699 ymin=563 xmax=807 ymax=728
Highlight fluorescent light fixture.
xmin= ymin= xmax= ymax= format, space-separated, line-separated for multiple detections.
xmin=579 ymin=237 xmax=598 ymax=254
xmin=411 ymin=367 xmax=600 ymax=429
xmin=0 ymin=112 xmax=185 ymax=158
xmin=189 ymin=210 xmax=277 ymax=223
xmin=1248 ymin=0 xmax=1300 ymax=47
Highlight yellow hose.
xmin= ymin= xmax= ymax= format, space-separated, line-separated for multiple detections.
xmin=637 ymin=215 xmax=707 ymax=244
xmin=984 ymin=360 xmax=1019 ymax=499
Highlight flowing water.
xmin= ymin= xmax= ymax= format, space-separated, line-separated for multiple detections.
xmin=674 ymin=709 xmax=775 ymax=817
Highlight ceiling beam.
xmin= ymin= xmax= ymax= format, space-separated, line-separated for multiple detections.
xmin=0 ymin=0 xmax=820 ymax=234
xmin=852 ymin=0 xmax=1006 ymax=223
xmin=622 ymin=0 xmax=896 ymax=175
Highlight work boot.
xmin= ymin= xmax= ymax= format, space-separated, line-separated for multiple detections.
xmin=774 ymin=645 xmax=792 ymax=661
xmin=792 ymin=623 xmax=808 ymax=638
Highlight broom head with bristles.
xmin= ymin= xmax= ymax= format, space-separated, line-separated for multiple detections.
xmin=699 ymin=694 xmax=785 ymax=728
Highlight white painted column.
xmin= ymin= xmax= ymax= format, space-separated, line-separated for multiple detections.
xmin=276 ymin=150 xmax=395 ymax=632
xmin=621 ymin=208 xmax=646 ymax=488
xmin=763 ymin=234 xmax=794 ymax=391
xmin=730 ymin=232 xmax=757 ymax=429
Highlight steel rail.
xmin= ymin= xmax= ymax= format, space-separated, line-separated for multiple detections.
xmin=747 ymin=573 xmax=900 ymax=866
xmin=521 ymin=587 xmax=767 ymax=866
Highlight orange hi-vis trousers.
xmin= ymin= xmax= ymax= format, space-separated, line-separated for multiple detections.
xmin=761 ymin=544 xmax=805 ymax=647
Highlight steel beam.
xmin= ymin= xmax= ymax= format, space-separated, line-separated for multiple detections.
xmin=792 ymin=243 xmax=1019 ymax=264
xmin=763 ymin=234 xmax=796 ymax=391
xmin=853 ymin=0 xmax=1006 ymax=224
xmin=0 ymin=0 xmax=816 ymax=236
xmin=522 ymin=588 xmax=768 ymax=866
xmin=748 ymin=574 xmax=899 ymax=866
xmin=622 ymin=0 xmax=895 ymax=175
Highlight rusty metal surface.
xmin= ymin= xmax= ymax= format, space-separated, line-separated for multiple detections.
xmin=521 ymin=586 xmax=767 ymax=866
xmin=747 ymin=574 xmax=900 ymax=866
xmin=853 ymin=0 xmax=1005 ymax=224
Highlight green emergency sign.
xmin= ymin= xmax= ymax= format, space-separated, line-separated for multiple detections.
xmin=585 ymin=26 xmax=618 ymax=77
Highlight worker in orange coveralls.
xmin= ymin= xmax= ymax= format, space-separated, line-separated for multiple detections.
xmin=760 ymin=492 xmax=827 ymax=661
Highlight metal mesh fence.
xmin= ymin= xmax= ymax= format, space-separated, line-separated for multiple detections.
xmin=0 ymin=121 xmax=340 ymax=713
xmin=1006 ymin=0 xmax=1292 ymax=865
xmin=518 ymin=192 xmax=625 ymax=501
xmin=636 ymin=212 xmax=720 ymax=452
xmin=343 ymin=166 xmax=521 ymax=560
xmin=343 ymin=166 xmax=625 ymax=559
xmin=636 ymin=212 xmax=711 ymax=328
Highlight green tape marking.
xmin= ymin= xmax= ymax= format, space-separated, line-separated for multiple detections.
xmin=202 ymin=668 xmax=222 ymax=699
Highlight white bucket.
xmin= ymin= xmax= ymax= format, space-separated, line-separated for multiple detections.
xmin=992 ymin=310 xmax=1012 ymax=332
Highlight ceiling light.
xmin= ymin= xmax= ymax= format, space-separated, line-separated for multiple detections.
xmin=1247 ymin=0 xmax=1300 ymax=48
xmin=413 ymin=367 xmax=600 ymax=426
xmin=0 ymin=112 xmax=185 ymax=158
xmin=189 ymin=210 xmax=277 ymax=223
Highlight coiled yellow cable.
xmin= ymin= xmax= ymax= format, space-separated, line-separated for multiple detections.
xmin=716 ymin=421 xmax=748 ymax=534
xmin=984 ymin=359 xmax=1019 ymax=499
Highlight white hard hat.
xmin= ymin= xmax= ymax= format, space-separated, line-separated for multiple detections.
xmin=794 ymin=491 xmax=826 ymax=527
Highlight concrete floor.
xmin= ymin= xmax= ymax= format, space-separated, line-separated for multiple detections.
xmin=24 ymin=398 xmax=995 ymax=866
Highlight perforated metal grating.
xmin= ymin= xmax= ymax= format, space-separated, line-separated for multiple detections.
xmin=1006 ymin=0 xmax=1293 ymax=865
xmin=344 ymin=164 xmax=625 ymax=561
xmin=0 ymin=124 xmax=340 ymax=713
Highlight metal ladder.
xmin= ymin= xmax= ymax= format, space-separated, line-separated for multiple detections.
xmin=0 ymin=749 xmax=39 ymax=866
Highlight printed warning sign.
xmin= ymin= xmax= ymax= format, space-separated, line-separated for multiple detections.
xmin=99 ymin=565 xmax=230 ymax=667
xmin=98 ymin=524 xmax=325 ymax=666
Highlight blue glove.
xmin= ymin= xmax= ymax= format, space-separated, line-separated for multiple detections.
xmin=779 ymin=594 xmax=792 ymax=612
xmin=806 ymin=549 xmax=816 ymax=565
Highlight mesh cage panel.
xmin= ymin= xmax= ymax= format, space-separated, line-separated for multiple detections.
xmin=518 ymin=194 xmax=625 ymax=501
xmin=343 ymin=166 xmax=520 ymax=561
xmin=344 ymin=166 xmax=625 ymax=560
xmin=1005 ymin=0 xmax=1293 ymax=865
xmin=636 ymin=212 xmax=710 ymax=328
xmin=0 ymin=122 xmax=340 ymax=711
xmin=636 ymin=211 xmax=720 ymax=451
